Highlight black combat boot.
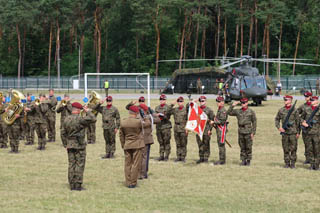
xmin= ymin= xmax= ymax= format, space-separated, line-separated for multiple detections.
xmin=246 ymin=160 xmax=251 ymax=166
xmin=75 ymin=183 xmax=85 ymax=191
xmin=101 ymin=153 xmax=110 ymax=159
xmin=158 ymin=155 xmax=164 ymax=161
xmin=174 ymin=158 xmax=181 ymax=162
xmin=309 ymin=164 xmax=315 ymax=170
xmin=290 ymin=162 xmax=296 ymax=169
xmin=180 ymin=158 xmax=186 ymax=163
xmin=284 ymin=163 xmax=290 ymax=168
xmin=196 ymin=157 xmax=204 ymax=164
xmin=70 ymin=184 xmax=76 ymax=191
xmin=110 ymin=153 xmax=114 ymax=158
xmin=214 ymin=161 xmax=225 ymax=165
xmin=203 ymin=159 xmax=208 ymax=163
xmin=164 ymin=154 xmax=169 ymax=161
xmin=240 ymin=160 xmax=247 ymax=166
xmin=304 ymin=160 xmax=310 ymax=164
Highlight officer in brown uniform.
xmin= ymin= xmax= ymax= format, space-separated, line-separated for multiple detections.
xmin=95 ymin=96 xmax=120 ymax=159
xmin=275 ymin=95 xmax=300 ymax=168
xmin=297 ymin=91 xmax=312 ymax=164
xmin=210 ymin=96 xmax=228 ymax=165
xmin=46 ymin=89 xmax=57 ymax=142
xmin=24 ymin=94 xmax=36 ymax=145
xmin=61 ymin=102 xmax=96 ymax=190
xmin=196 ymin=96 xmax=215 ymax=164
xmin=169 ymin=96 xmax=188 ymax=162
xmin=301 ymin=96 xmax=320 ymax=170
xmin=57 ymin=94 xmax=72 ymax=146
xmin=227 ymin=98 xmax=257 ymax=166
xmin=120 ymin=105 xmax=151 ymax=188
xmin=155 ymin=94 xmax=172 ymax=161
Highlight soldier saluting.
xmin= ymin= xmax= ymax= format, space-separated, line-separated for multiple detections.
xmin=227 ymin=98 xmax=257 ymax=166
xmin=275 ymin=95 xmax=300 ymax=169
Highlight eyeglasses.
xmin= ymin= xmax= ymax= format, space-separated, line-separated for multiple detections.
xmin=139 ymin=100 xmax=145 ymax=102
xmin=160 ymin=99 xmax=166 ymax=101
xmin=107 ymin=100 xmax=112 ymax=102
xmin=216 ymin=100 xmax=221 ymax=103
xmin=240 ymin=102 xmax=247 ymax=104
xmin=177 ymin=101 xmax=183 ymax=103
xmin=200 ymin=100 xmax=205 ymax=102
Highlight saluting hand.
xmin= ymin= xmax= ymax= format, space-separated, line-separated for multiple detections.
xmin=296 ymin=134 xmax=300 ymax=139
xmin=15 ymin=114 xmax=20 ymax=118
xmin=279 ymin=128 xmax=285 ymax=133
xmin=302 ymin=121 xmax=308 ymax=127
xmin=232 ymin=101 xmax=239 ymax=107
xmin=100 ymin=97 xmax=107 ymax=104
xmin=114 ymin=128 xmax=118 ymax=134
xmin=251 ymin=133 xmax=254 ymax=140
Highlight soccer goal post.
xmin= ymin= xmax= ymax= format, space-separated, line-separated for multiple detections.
xmin=84 ymin=73 xmax=151 ymax=106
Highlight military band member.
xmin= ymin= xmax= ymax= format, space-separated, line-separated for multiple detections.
xmin=86 ymin=96 xmax=97 ymax=144
xmin=0 ymin=97 xmax=8 ymax=149
xmin=57 ymin=94 xmax=72 ymax=146
xmin=227 ymin=98 xmax=257 ymax=166
xmin=297 ymin=91 xmax=312 ymax=164
xmin=196 ymin=96 xmax=215 ymax=164
xmin=211 ymin=96 xmax=228 ymax=165
xmin=275 ymin=95 xmax=300 ymax=168
xmin=155 ymin=94 xmax=172 ymax=161
xmin=61 ymin=102 xmax=96 ymax=191
xmin=4 ymin=105 xmax=23 ymax=153
xmin=301 ymin=96 xmax=320 ymax=170
xmin=46 ymin=89 xmax=57 ymax=142
xmin=24 ymin=94 xmax=36 ymax=145
xmin=95 ymin=96 xmax=120 ymax=159
xmin=169 ymin=96 xmax=188 ymax=162
xmin=120 ymin=105 xmax=151 ymax=188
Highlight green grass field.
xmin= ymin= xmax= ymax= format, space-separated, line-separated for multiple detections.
xmin=1 ymin=99 xmax=320 ymax=212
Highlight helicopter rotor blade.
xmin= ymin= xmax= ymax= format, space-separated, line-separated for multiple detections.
xmin=157 ymin=59 xmax=222 ymax=62
xmin=255 ymin=59 xmax=320 ymax=67
xmin=219 ymin=58 xmax=247 ymax=69
xmin=257 ymin=58 xmax=313 ymax=61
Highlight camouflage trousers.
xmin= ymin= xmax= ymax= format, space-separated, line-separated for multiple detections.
xmin=25 ymin=122 xmax=35 ymax=144
xmin=7 ymin=123 xmax=20 ymax=152
xmin=124 ymin=148 xmax=142 ymax=187
xmin=196 ymin=134 xmax=211 ymax=160
xmin=302 ymin=132 xmax=311 ymax=162
xmin=60 ymin=126 xmax=67 ymax=147
xmin=281 ymin=134 xmax=298 ymax=164
xmin=140 ymin=144 xmax=151 ymax=178
xmin=35 ymin=123 xmax=47 ymax=149
xmin=103 ymin=129 xmax=116 ymax=155
xmin=0 ymin=122 xmax=8 ymax=148
xmin=156 ymin=128 xmax=171 ymax=158
xmin=238 ymin=133 xmax=253 ymax=161
xmin=216 ymin=130 xmax=226 ymax=163
xmin=86 ymin=122 xmax=96 ymax=144
xmin=19 ymin=119 xmax=26 ymax=140
xmin=174 ymin=131 xmax=188 ymax=159
xmin=304 ymin=134 xmax=320 ymax=165
xmin=67 ymin=148 xmax=86 ymax=187
xmin=46 ymin=116 xmax=56 ymax=141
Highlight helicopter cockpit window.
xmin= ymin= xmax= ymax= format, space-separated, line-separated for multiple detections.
xmin=231 ymin=78 xmax=240 ymax=89
xmin=256 ymin=76 xmax=267 ymax=89
xmin=242 ymin=77 xmax=254 ymax=89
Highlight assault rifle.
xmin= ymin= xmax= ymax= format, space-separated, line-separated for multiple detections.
xmin=281 ymin=100 xmax=297 ymax=135
xmin=302 ymin=104 xmax=320 ymax=133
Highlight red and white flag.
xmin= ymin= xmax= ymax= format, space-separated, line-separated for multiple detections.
xmin=185 ymin=102 xmax=208 ymax=140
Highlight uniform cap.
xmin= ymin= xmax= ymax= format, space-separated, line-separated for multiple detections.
xmin=283 ymin=95 xmax=293 ymax=100
xmin=216 ymin=96 xmax=224 ymax=102
xmin=138 ymin=96 xmax=145 ymax=102
xmin=71 ymin=102 xmax=83 ymax=109
xmin=199 ymin=96 xmax=207 ymax=101
xmin=177 ymin=96 xmax=184 ymax=102
xmin=129 ymin=105 xmax=139 ymax=113
xmin=304 ymin=92 xmax=312 ymax=97
xmin=159 ymin=94 xmax=167 ymax=100
xmin=107 ymin=96 xmax=113 ymax=101
xmin=240 ymin=98 xmax=248 ymax=103
xmin=311 ymin=96 xmax=319 ymax=101
xmin=139 ymin=104 xmax=148 ymax=111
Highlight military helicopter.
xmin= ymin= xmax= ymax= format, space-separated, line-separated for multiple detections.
xmin=160 ymin=55 xmax=320 ymax=105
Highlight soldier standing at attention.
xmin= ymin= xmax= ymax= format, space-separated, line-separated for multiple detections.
xmin=301 ymin=96 xmax=320 ymax=170
xmin=169 ymin=96 xmax=188 ymax=162
xmin=95 ymin=96 xmax=120 ymax=159
xmin=120 ymin=105 xmax=151 ymax=188
xmin=210 ymin=96 xmax=228 ymax=165
xmin=297 ymin=91 xmax=312 ymax=164
xmin=86 ymin=95 xmax=98 ymax=144
xmin=155 ymin=94 xmax=172 ymax=161
xmin=46 ymin=89 xmax=58 ymax=142
xmin=57 ymin=94 xmax=72 ymax=146
xmin=61 ymin=102 xmax=96 ymax=191
xmin=24 ymin=94 xmax=36 ymax=145
xmin=227 ymin=98 xmax=257 ymax=166
xmin=197 ymin=78 xmax=202 ymax=94
xmin=195 ymin=96 xmax=215 ymax=164
xmin=275 ymin=95 xmax=300 ymax=168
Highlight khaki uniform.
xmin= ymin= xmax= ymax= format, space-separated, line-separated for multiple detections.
xmin=46 ymin=96 xmax=57 ymax=142
xmin=155 ymin=104 xmax=172 ymax=159
xmin=61 ymin=112 xmax=96 ymax=190
xmin=168 ymin=104 xmax=188 ymax=160
xmin=25 ymin=101 xmax=36 ymax=145
xmin=228 ymin=106 xmax=257 ymax=163
xmin=196 ymin=106 xmax=215 ymax=161
xmin=275 ymin=106 xmax=301 ymax=167
xmin=300 ymin=106 xmax=320 ymax=169
xmin=56 ymin=101 xmax=73 ymax=146
xmin=213 ymin=106 xmax=228 ymax=163
xmin=297 ymin=102 xmax=312 ymax=163
xmin=120 ymin=116 xmax=151 ymax=187
xmin=95 ymin=104 xmax=120 ymax=157
xmin=30 ymin=103 xmax=48 ymax=150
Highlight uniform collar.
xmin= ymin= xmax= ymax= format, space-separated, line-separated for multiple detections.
xmin=107 ymin=104 xmax=112 ymax=109
xmin=241 ymin=107 xmax=248 ymax=111
xmin=178 ymin=106 xmax=184 ymax=110
xmin=285 ymin=105 xmax=291 ymax=110
xmin=160 ymin=104 xmax=165 ymax=107
xmin=200 ymin=105 xmax=206 ymax=109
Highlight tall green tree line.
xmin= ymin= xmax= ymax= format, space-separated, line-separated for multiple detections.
xmin=0 ymin=0 xmax=319 ymax=81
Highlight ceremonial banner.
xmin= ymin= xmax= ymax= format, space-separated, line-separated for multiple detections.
xmin=185 ymin=102 xmax=208 ymax=140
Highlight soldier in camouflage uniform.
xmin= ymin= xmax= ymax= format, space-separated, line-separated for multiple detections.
xmin=24 ymin=94 xmax=36 ymax=145
xmin=168 ymin=96 xmax=188 ymax=162
xmin=57 ymin=94 xmax=73 ymax=146
xmin=46 ymin=89 xmax=58 ymax=142
xmin=4 ymin=104 xmax=23 ymax=153
xmin=155 ymin=94 xmax=172 ymax=161
xmin=297 ymin=91 xmax=312 ymax=164
xmin=94 ymin=96 xmax=120 ymax=159
xmin=210 ymin=96 xmax=228 ymax=165
xmin=28 ymin=95 xmax=48 ymax=150
xmin=195 ymin=96 xmax=215 ymax=164
xmin=0 ymin=97 xmax=8 ymax=149
xmin=86 ymin=99 xmax=97 ymax=144
xmin=301 ymin=96 xmax=320 ymax=170
xmin=275 ymin=95 xmax=301 ymax=169
xmin=61 ymin=102 xmax=96 ymax=191
xmin=227 ymin=98 xmax=257 ymax=166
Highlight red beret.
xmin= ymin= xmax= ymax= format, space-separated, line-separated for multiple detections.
xmin=240 ymin=98 xmax=248 ymax=103
xmin=283 ymin=95 xmax=293 ymax=100
xmin=304 ymin=92 xmax=312 ymax=97
xmin=199 ymin=96 xmax=207 ymax=101
xmin=311 ymin=96 xmax=319 ymax=100
xmin=107 ymin=96 xmax=113 ymax=101
xmin=71 ymin=102 xmax=83 ymax=109
xmin=139 ymin=96 xmax=145 ymax=102
xmin=177 ymin=96 xmax=184 ymax=102
xmin=129 ymin=105 xmax=139 ymax=113
xmin=139 ymin=104 xmax=148 ymax=112
xmin=160 ymin=94 xmax=167 ymax=100
xmin=216 ymin=96 xmax=224 ymax=102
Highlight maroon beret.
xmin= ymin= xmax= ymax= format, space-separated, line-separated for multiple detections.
xmin=139 ymin=96 xmax=145 ymax=102
xmin=216 ymin=96 xmax=224 ymax=102
xmin=160 ymin=94 xmax=167 ymax=100
xmin=177 ymin=96 xmax=184 ymax=102
xmin=107 ymin=96 xmax=113 ymax=101
xmin=240 ymin=98 xmax=248 ymax=103
xmin=129 ymin=105 xmax=139 ymax=113
xmin=139 ymin=104 xmax=148 ymax=112
xmin=199 ymin=96 xmax=207 ymax=101
xmin=304 ymin=92 xmax=312 ymax=97
xmin=311 ymin=96 xmax=319 ymax=100
xmin=283 ymin=95 xmax=293 ymax=100
xmin=71 ymin=102 xmax=83 ymax=109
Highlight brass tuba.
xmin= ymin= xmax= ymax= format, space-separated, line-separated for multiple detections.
xmin=0 ymin=91 xmax=3 ymax=105
xmin=2 ymin=89 xmax=26 ymax=125
xmin=81 ymin=90 xmax=101 ymax=116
